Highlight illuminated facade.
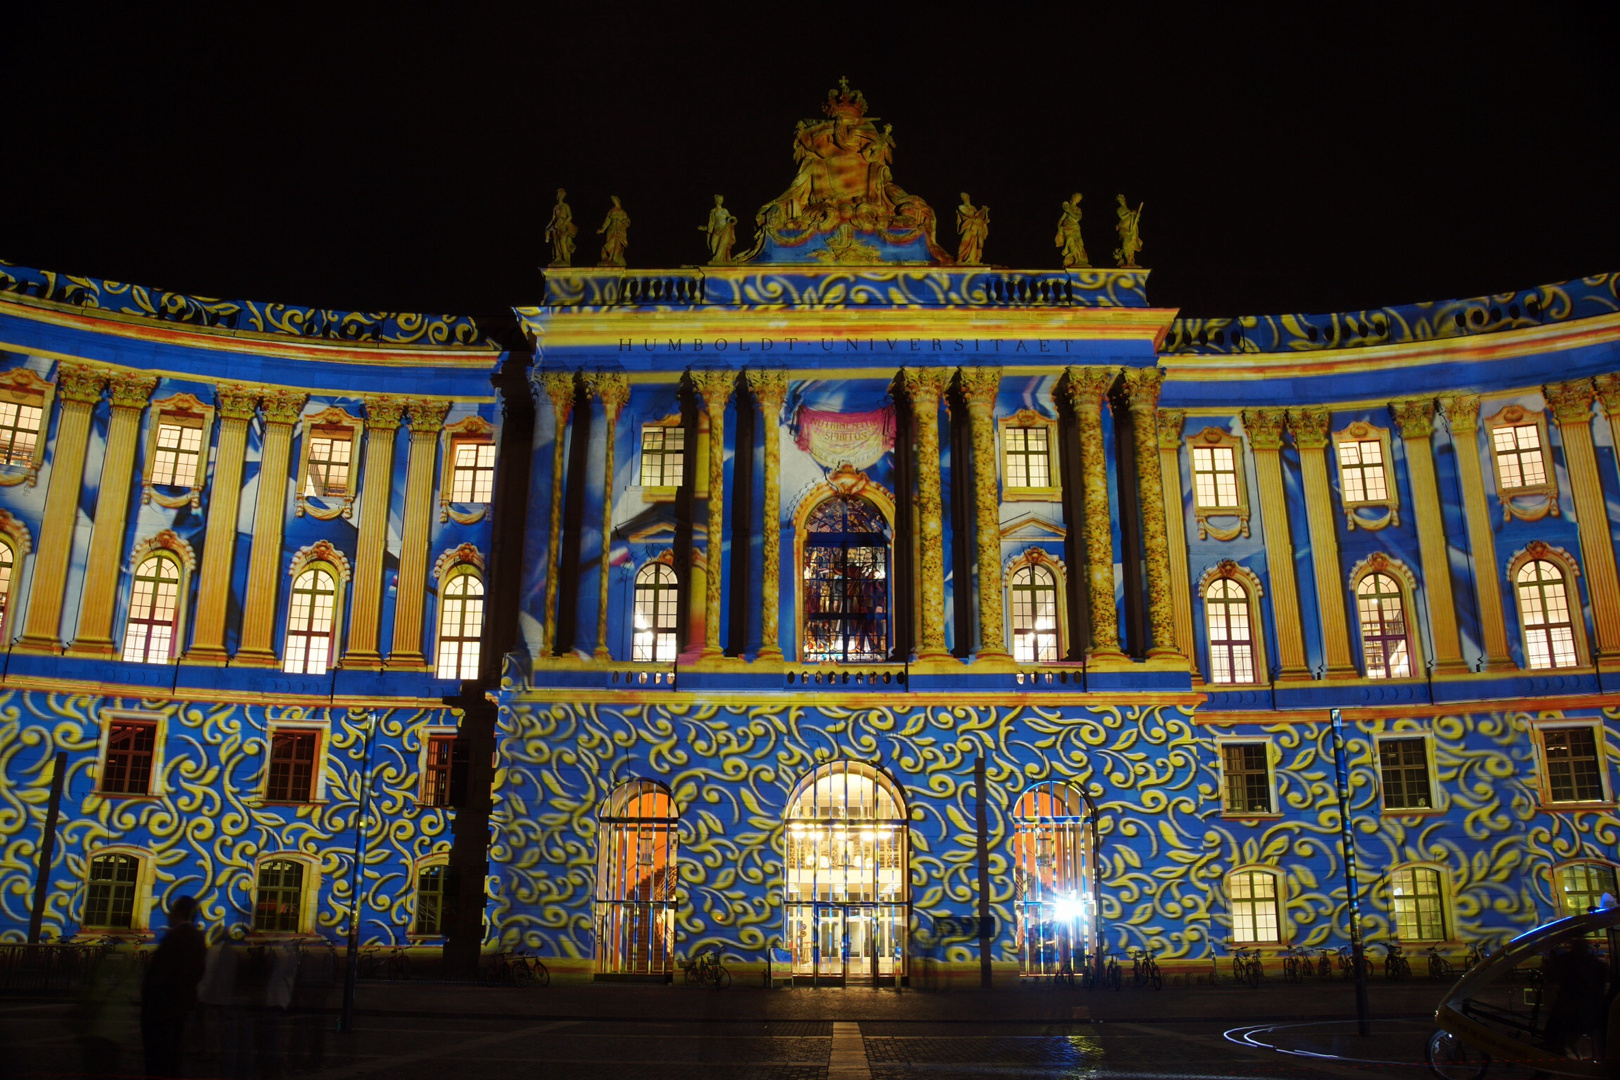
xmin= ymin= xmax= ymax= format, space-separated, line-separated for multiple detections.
xmin=8 ymin=85 xmax=1620 ymax=985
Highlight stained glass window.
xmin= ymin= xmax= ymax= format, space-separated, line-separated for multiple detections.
xmin=802 ymin=496 xmax=889 ymax=663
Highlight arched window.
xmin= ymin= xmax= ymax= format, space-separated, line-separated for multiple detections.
xmin=632 ymin=563 xmax=679 ymax=662
xmin=252 ymin=858 xmax=308 ymax=933
xmin=802 ymin=494 xmax=890 ymax=663
xmin=121 ymin=554 xmax=183 ymax=663
xmin=284 ymin=567 xmax=338 ymax=675
xmin=1206 ymin=578 xmax=1256 ymax=684
xmin=0 ymin=538 xmax=13 ymax=640
xmin=1517 ymin=558 xmax=1580 ymax=669
xmin=1009 ymin=563 xmax=1060 ymax=663
xmin=1356 ymin=572 xmax=1413 ymax=679
xmin=1556 ymin=862 xmax=1618 ymax=917
xmin=414 ymin=858 xmax=459 ymax=936
xmin=1011 ymin=783 xmax=1092 ymax=977
xmin=1227 ymin=868 xmax=1282 ymax=944
xmin=594 ymin=779 xmax=678 ymax=975
xmin=785 ymin=762 xmax=907 ymax=982
xmin=1389 ymin=866 xmax=1446 ymax=942
xmin=436 ymin=569 xmax=484 ymax=679
xmin=83 ymin=852 xmax=142 ymax=930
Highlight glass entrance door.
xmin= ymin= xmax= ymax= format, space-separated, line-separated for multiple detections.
xmin=817 ymin=906 xmax=845 ymax=979
xmin=786 ymin=902 xmax=906 ymax=983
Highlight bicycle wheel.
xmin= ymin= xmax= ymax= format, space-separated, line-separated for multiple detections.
xmin=534 ymin=961 xmax=549 ymax=987
xmin=511 ymin=959 xmax=533 ymax=986
xmin=1149 ymin=968 xmax=1162 ymax=991
xmin=1245 ymin=960 xmax=1261 ymax=988
xmin=1426 ymin=1028 xmax=1488 ymax=1080
xmin=712 ymin=964 xmax=731 ymax=989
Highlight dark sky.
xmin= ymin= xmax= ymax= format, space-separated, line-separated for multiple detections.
xmin=4 ymin=6 xmax=1616 ymax=320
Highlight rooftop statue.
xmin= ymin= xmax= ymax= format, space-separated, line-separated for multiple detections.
xmin=737 ymin=79 xmax=953 ymax=265
xmin=700 ymin=195 xmax=737 ymax=265
xmin=596 ymin=196 xmax=630 ymax=268
xmin=956 ymin=193 xmax=989 ymax=266
xmin=1113 ymin=194 xmax=1144 ymax=269
xmin=544 ymin=188 xmax=577 ymax=268
xmin=1055 ymin=192 xmax=1089 ymax=268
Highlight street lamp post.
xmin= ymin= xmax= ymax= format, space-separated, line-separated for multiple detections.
xmin=340 ymin=710 xmax=378 ymax=1034
xmin=1329 ymin=708 xmax=1371 ymax=1036
xmin=1079 ymin=785 xmax=1101 ymax=981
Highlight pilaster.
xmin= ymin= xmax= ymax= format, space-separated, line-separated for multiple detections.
xmin=1064 ymin=366 xmax=1127 ymax=667
xmin=16 ymin=365 xmax=107 ymax=653
xmin=689 ymin=369 xmax=733 ymax=661
xmin=1287 ymin=407 xmax=1358 ymax=679
xmin=386 ymin=399 xmax=450 ymax=670
xmin=586 ymin=372 xmax=630 ymax=661
xmin=958 ymin=366 xmax=1015 ymax=669
xmin=1437 ymin=394 xmax=1515 ymax=671
xmin=1156 ymin=408 xmax=1197 ymax=675
xmin=185 ymin=386 xmax=256 ymax=664
xmin=899 ymin=367 xmax=953 ymax=666
xmin=1388 ymin=398 xmax=1469 ymax=675
xmin=1240 ymin=408 xmax=1310 ymax=680
xmin=1544 ymin=379 xmax=1620 ymax=670
xmin=342 ymin=397 xmax=405 ymax=669
xmin=746 ymin=368 xmax=789 ymax=664
xmin=535 ymin=371 xmax=574 ymax=658
xmin=67 ymin=372 xmax=158 ymax=656
xmin=234 ymin=389 xmax=308 ymax=667
xmin=1120 ymin=369 xmax=1183 ymax=662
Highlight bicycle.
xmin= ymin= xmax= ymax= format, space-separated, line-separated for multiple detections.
xmin=681 ymin=949 xmax=731 ymax=989
xmin=1315 ymin=948 xmax=1333 ymax=978
xmin=384 ymin=945 xmax=410 ymax=981
xmin=357 ymin=945 xmax=383 ymax=980
xmin=1231 ymin=947 xmax=1262 ymax=988
xmin=1132 ymin=948 xmax=1162 ymax=991
xmin=1383 ymin=942 xmax=1411 ymax=981
xmin=1427 ymin=945 xmax=1454 ymax=982
xmin=1461 ymin=941 xmax=1487 ymax=972
xmin=1102 ymin=952 xmax=1122 ymax=991
xmin=510 ymin=945 xmax=549 ymax=987
xmin=1336 ymin=945 xmax=1371 ymax=980
xmin=1281 ymin=946 xmax=1303 ymax=983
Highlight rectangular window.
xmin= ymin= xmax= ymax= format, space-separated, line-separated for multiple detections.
xmin=1229 ymin=870 xmax=1280 ymax=943
xmin=0 ymin=398 xmax=44 ymax=467
xmin=451 ymin=440 xmax=496 ymax=503
xmin=1221 ymin=742 xmax=1273 ymax=814
xmin=84 ymin=853 xmax=140 ymax=929
xmin=1492 ymin=423 xmax=1548 ymax=492
xmin=1543 ymin=726 xmax=1606 ymax=803
xmin=1338 ymin=439 xmax=1389 ymax=503
xmin=1191 ymin=445 xmax=1241 ymax=509
xmin=304 ymin=431 xmax=353 ymax=498
xmin=1378 ymin=737 xmax=1434 ymax=811
xmin=1559 ymin=863 xmax=1618 ymax=917
xmin=1003 ymin=427 xmax=1052 ymax=489
xmin=265 ymin=730 xmax=319 ymax=802
xmin=101 ymin=720 xmax=157 ymax=795
xmin=150 ymin=422 xmax=204 ymax=487
xmin=1390 ymin=867 xmax=1446 ymax=941
xmin=422 ymin=734 xmax=467 ymax=808
xmin=639 ymin=425 xmax=685 ymax=487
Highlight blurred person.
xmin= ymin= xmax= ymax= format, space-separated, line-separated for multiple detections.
xmin=74 ymin=940 xmax=142 ymax=1077
xmin=195 ymin=924 xmax=239 ymax=1074
xmin=140 ymin=895 xmax=205 ymax=1079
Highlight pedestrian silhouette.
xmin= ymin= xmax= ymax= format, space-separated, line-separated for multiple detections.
xmin=140 ymin=895 xmax=206 ymax=1079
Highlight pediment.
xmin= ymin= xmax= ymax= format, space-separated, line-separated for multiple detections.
xmin=999 ymin=513 xmax=1067 ymax=541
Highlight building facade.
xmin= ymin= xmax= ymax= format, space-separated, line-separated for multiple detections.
xmin=6 ymin=87 xmax=1620 ymax=985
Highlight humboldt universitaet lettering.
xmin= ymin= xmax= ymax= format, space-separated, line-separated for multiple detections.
xmin=618 ymin=337 xmax=1073 ymax=354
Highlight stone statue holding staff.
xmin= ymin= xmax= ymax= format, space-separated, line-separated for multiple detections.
xmin=545 ymin=188 xmax=577 ymax=267
xmin=956 ymin=193 xmax=989 ymax=266
xmin=1113 ymin=194 xmax=1144 ymax=268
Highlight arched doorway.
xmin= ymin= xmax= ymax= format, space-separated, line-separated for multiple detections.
xmin=800 ymin=492 xmax=891 ymax=662
xmin=594 ymin=779 xmax=678 ymax=977
xmin=1011 ymin=782 xmax=1094 ymax=977
xmin=784 ymin=762 xmax=907 ymax=985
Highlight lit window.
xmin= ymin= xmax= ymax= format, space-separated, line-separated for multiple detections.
xmin=1390 ymin=867 xmax=1445 ymax=941
xmin=101 ymin=720 xmax=157 ymax=795
xmin=1009 ymin=564 xmax=1059 ymax=663
xmin=1192 ymin=444 xmax=1241 ymax=510
xmin=450 ymin=440 xmax=496 ymax=503
xmin=265 ymin=730 xmax=318 ymax=802
xmin=596 ymin=780 xmax=679 ymax=975
xmin=640 ymin=425 xmax=685 ymax=487
xmin=1221 ymin=743 xmax=1273 ymax=814
xmin=1517 ymin=560 xmax=1579 ymax=669
xmin=1003 ymin=427 xmax=1052 ymax=489
xmin=303 ymin=431 xmax=353 ymax=499
xmin=0 ymin=397 xmax=44 ymax=468
xmin=1228 ymin=870 xmax=1280 ymax=944
xmin=1357 ymin=573 xmax=1412 ymax=679
xmin=253 ymin=859 xmax=305 ymax=933
xmin=284 ymin=568 xmax=337 ymax=675
xmin=1543 ymin=727 xmax=1605 ymax=803
xmin=802 ymin=495 xmax=890 ymax=663
xmin=150 ymin=423 xmax=204 ymax=487
xmin=1338 ymin=439 xmax=1389 ymax=503
xmin=121 ymin=556 xmax=182 ymax=663
xmin=436 ymin=571 xmax=484 ymax=680
xmin=632 ymin=563 xmax=679 ymax=662
xmin=415 ymin=862 xmax=459 ymax=936
xmin=1558 ymin=863 xmax=1618 ymax=917
xmin=1378 ymin=737 xmax=1433 ymax=811
xmin=0 ymin=539 xmax=14 ymax=640
xmin=1012 ymin=783 xmax=1091 ymax=977
xmin=1493 ymin=423 xmax=1549 ymax=493
xmin=1205 ymin=578 xmax=1256 ymax=685
xmin=422 ymin=734 xmax=465 ymax=808
xmin=84 ymin=853 xmax=140 ymax=929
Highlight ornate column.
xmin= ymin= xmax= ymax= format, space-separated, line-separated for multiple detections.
xmin=234 ymin=389 xmax=308 ymax=666
xmin=1240 ymin=408 xmax=1310 ymax=680
xmin=1286 ymin=407 xmax=1358 ymax=678
xmin=67 ymin=373 xmax=158 ymax=656
xmin=689 ymin=369 xmax=733 ymax=660
xmin=585 ymin=372 xmax=629 ymax=661
xmin=1388 ymin=398 xmax=1469 ymax=674
xmin=1437 ymin=394 xmax=1514 ymax=671
xmin=341 ymin=396 xmax=405 ymax=668
xmin=1064 ymin=366 xmax=1126 ymax=665
xmin=535 ymin=371 xmax=574 ymax=657
xmin=1544 ymin=379 xmax=1620 ymax=669
xmin=187 ymin=386 xmax=258 ymax=662
xmin=899 ymin=367 xmax=952 ymax=664
xmin=1594 ymin=375 xmax=1620 ymax=490
xmin=746 ymin=368 xmax=788 ymax=663
xmin=17 ymin=365 xmax=107 ymax=653
xmin=1156 ymin=408 xmax=1198 ymax=675
xmin=1120 ymin=368 xmax=1183 ymax=661
xmin=386 ymin=399 xmax=450 ymax=670
xmin=958 ymin=366 xmax=1015 ymax=667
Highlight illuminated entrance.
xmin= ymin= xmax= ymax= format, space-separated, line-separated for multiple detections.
xmin=1012 ymin=782 xmax=1095 ymax=977
xmin=783 ymin=762 xmax=907 ymax=984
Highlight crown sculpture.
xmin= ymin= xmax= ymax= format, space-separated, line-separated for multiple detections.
xmin=734 ymin=78 xmax=953 ymax=266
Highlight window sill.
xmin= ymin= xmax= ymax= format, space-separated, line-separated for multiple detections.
xmin=92 ymin=790 xmax=162 ymax=800
xmin=1220 ymin=811 xmax=1282 ymax=821
xmin=255 ymin=799 xmax=329 ymax=808
xmin=1539 ymin=800 xmax=1616 ymax=812
xmin=1380 ymin=806 xmax=1444 ymax=817
xmin=1002 ymin=487 xmax=1062 ymax=503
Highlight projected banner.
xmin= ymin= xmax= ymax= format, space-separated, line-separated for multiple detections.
xmin=794 ymin=405 xmax=896 ymax=469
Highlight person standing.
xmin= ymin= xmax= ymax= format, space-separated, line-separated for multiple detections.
xmin=140 ymin=895 xmax=206 ymax=1079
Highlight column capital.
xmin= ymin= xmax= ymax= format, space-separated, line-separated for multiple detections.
xmin=689 ymin=367 xmax=735 ymax=408
xmin=956 ymin=365 xmax=1002 ymax=407
xmin=585 ymin=370 xmax=631 ymax=420
xmin=1285 ymin=406 xmax=1332 ymax=450
xmin=407 ymin=399 xmax=451 ymax=433
xmin=1438 ymin=392 xmax=1480 ymax=433
xmin=1544 ymin=379 xmax=1596 ymax=425
xmin=1156 ymin=409 xmax=1186 ymax=450
xmin=56 ymin=364 xmax=108 ymax=406
xmin=745 ymin=367 xmax=789 ymax=408
xmin=364 ymin=395 xmax=406 ymax=431
xmin=533 ymin=369 xmax=576 ymax=421
xmin=1240 ymin=408 xmax=1288 ymax=451
xmin=107 ymin=372 xmax=158 ymax=410
xmin=898 ymin=366 xmax=950 ymax=403
xmin=259 ymin=389 xmax=308 ymax=425
xmin=1118 ymin=366 xmax=1164 ymax=413
xmin=216 ymin=384 xmax=259 ymax=421
xmin=1594 ymin=373 xmax=1620 ymax=417
xmin=1064 ymin=365 xmax=1117 ymax=406
xmin=1388 ymin=398 xmax=1436 ymax=440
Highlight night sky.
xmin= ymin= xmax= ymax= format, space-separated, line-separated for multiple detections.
xmin=4 ymin=7 xmax=1616 ymax=321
